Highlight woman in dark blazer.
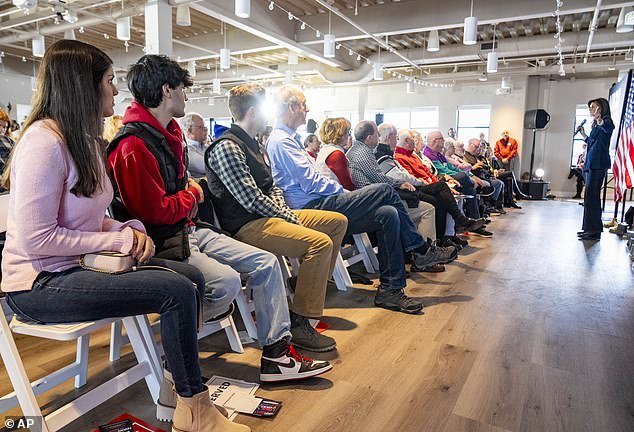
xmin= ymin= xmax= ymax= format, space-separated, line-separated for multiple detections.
xmin=578 ymin=97 xmax=614 ymax=240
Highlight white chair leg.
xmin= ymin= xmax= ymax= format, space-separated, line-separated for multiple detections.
xmin=354 ymin=233 xmax=379 ymax=273
xmin=223 ymin=315 xmax=244 ymax=354
xmin=122 ymin=316 xmax=161 ymax=403
xmin=0 ymin=314 xmax=50 ymax=432
xmin=235 ymin=290 xmax=258 ymax=340
xmin=109 ymin=320 xmax=123 ymax=362
xmin=332 ymin=253 xmax=353 ymax=291
xmin=74 ymin=334 xmax=89 ymax=388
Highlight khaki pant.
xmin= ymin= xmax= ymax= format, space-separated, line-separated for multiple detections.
xmin=235 ymin=210 xmax=348 ymax=318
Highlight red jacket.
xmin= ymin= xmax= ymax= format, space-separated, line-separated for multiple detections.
xmin=494 ymin=137 xmax=518 ymax=160
xmin=107 ymin=101 xmax=200 ymax=226
xmin=394 ymin=147 xmax=439 ymax=184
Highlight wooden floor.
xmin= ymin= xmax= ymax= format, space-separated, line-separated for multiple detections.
xmin=2 ymin=199 xmax=634 ymax=432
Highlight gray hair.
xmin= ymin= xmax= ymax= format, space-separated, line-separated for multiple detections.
xmin=273 ymin=85 xmax=304 ymax=117
xmin=181 ymin=112 xmax=203 ymax=132
xmin=378 ymin=123 xmax=397 ymax=142
xmin=466 ymin=138 xmax=480 ymax=152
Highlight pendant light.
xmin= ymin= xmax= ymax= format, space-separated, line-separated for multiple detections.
xmin=32 ymin=34 xmax=45 ymax=58
xmin=487 ymin=23 xmax=498 ymax=73
xmin=176 ymin=5 xmax=191 ymax=27
xmin=463 ymin=0 xmax=478 ymax=45
xmin=324 ymin=12 xmax=335 ymax=58
xmin=235 ymin=0 xmax=250 ymax=19
xmin=116 ymin=16 xmax=131 ymax=41
xmin=220 ymin=22 xmax=230 ymax=70
xmin=616 ymin=6 xmax=633 ymax=33
xmin=427 ymin=29 xmax=440 ymax=52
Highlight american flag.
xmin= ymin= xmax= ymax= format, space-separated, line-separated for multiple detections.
xmin=613 ymin=80 xmax=634 ymax=203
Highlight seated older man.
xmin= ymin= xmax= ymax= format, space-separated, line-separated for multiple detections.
xmin=376 ymin=125 xmax=485 ymax=245
xmin=464 ymin=138 xmax=506 ymax=215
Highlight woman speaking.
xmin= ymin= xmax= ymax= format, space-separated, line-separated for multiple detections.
xmin=578 ymin=98 xmax=614 ymax=241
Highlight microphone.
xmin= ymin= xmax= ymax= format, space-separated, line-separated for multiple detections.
xmin=575 ymin=119 xmax=587 ymax=135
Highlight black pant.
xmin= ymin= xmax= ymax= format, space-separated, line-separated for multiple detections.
xmin=415 ymin=182 xmax=467 ymax=239
xmin=582 ymin=169 xmax=606 ymax=233
xmin=568 ymin=168 xmax=584 ymax=196
xmin=497 ymin=171 xmax=516 ymax=206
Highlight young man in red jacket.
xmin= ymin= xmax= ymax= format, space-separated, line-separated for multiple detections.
xmin=107 ymin=56 xmax=331 ymax=398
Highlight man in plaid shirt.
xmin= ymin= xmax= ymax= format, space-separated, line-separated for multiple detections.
xmin=206 ymin=83 xmax=348 ymax=354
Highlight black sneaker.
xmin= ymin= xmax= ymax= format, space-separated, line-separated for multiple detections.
xmin=412 ymin=244 xmax=456 ymax=267
xmin=455 ymin=217 xmax=486 ymax=234
xmin=440 ymin=237 xmax=462 ymax=251
xmin=290 ymin=312 xmax=337 ymax=352
xmin=202 ymin=302 xmax=235 ymax=323
xmin=260 ymin=343 xmax=332 ymax=382
xmin=448 ymin=235 xmax=468 ymax=247
xmin=471 ymin=228 xmax=493 ymax=237
xmin=374 ymin=287 xmax=423 ymax=314
xmin=478 ymin=185 xmax=495 ymax=196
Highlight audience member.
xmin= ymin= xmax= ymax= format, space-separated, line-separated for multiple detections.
xmin=182 ymin=112 xmax=210 ymax=179
xmin=206 ymin=82 xmax=346 ymax=359
xmin=444 ymin=138 xmax=473 ymax=172
xmin=345 ymin=121 xmax=441 ymax=262
xmin=0 ymin=109 xmax=15 ymax=189
xmin=103 ymin=114 xmax=123 ymax=142
xmin=107 ymin=56 xmax=307 ymax=389
xmin=303 ymin=134 xmax=321 ymax=160
xmin=314 ymin=118 xmax=355 ymax=190
xmin=0 ymin=40 xmax=249 ymax=432
xmin=464 ymin=138 xmax=506 ymax=214
xmin=568 ymin=143 xmax=586 ymax=199
xmin=267 ymin=85 xmax=454 ymax=313
xmin=494 ymin=129 xmax=519 ymax=171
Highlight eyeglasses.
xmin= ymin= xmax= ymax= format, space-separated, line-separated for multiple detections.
xmin=192 ymin=125 xmax=208 ymax=130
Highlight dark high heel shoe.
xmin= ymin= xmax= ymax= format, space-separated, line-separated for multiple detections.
xmin=510 ymin=202 xmax=522 ymax=209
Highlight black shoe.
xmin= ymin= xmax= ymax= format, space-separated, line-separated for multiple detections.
xmin=510 ymin=202 xmax=522 ymax=209
xmin=374 ymin=287 xmax=423 ymax=314
xmin=494 ymin=207 xmax=507 ymax=214
xmin=471 ymin=228 xmax=493 ymax=238
xmin=577 ymin=230 xmax=587 ymax=237
xmin=290 ymin=312 xmax=337 ymax=352
xmin=448 ymin=235 xmax=468 ymax=247
xmin=261 ymin=342 xmax=332 ymax=382
xmin=440 ymin=237 xmax=462 ymax=251
xmin=410 ymin=263 xmax=446 ymax=273
xmin=578 ymin=232 xmax=601 ymax=241
xmin=478 ymin=186 xmax=495 ymax=196
xmin=455 ymin=217 xmax=486 ymax=234
xmin=203 ymin=302 xmax=235 ymax=323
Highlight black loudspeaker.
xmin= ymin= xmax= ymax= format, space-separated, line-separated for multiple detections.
xmin=375 ymin=113 xmax=384 ymax=126
xmin=306 ymin=119 xmax=318 ymax=134
xmin=524 ymin=109 xmax=550 ymax=129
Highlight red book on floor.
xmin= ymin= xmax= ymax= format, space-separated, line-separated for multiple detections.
xmin=94 ymin=414 xmax=166 ymax=432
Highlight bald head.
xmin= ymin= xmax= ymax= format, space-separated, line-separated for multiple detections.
xmin=426 ymin=130 xmax=444 ymax=152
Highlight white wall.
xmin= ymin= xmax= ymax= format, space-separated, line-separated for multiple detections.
xmin=521 ymin=76 xmax=615 ymax=196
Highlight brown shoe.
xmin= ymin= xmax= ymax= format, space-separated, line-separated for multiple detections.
xmin=173 ymin=386 xmax=251 ymax=432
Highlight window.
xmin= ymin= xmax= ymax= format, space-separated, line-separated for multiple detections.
xmin=371 ymin=107 xmax=439 ymax=139
xmin=456 ymin=105 xmax=491 ymax=142
xmin=571 ymin=105 xmax=592 ymax=167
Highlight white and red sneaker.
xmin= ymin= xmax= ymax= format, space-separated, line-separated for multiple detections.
xmin=260 ymin=344 xmax=332 ymax=383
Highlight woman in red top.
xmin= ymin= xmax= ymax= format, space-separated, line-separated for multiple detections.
xmin=314 ymin=117 xmax=356 ymax=190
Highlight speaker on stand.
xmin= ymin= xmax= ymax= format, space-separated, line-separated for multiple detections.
xmin=522 ymin=109 xmax=551 ymax=199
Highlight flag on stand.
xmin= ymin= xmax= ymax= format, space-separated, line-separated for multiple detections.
xmin=613 ymin=79 xmax=634 ymax=202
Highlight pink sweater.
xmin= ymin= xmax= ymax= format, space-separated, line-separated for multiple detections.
xmin=1 ymin=120 xmax=143 ymax=293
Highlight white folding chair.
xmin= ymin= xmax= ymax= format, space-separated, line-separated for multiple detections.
xmin=333 ymin=233 xmax=379 ymax=291
xmin=0 ymin=300 xmax=162 ymax=432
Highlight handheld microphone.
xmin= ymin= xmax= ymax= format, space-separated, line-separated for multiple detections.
xmin=575 ymin=119 xmax=587 ymax=135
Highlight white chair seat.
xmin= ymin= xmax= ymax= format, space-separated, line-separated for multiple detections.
xmin=11 ymin=316 xmax=120 ymax=341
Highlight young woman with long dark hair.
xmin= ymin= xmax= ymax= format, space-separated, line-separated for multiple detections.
xmin=0 ymin=40 xmax=249 ymax=432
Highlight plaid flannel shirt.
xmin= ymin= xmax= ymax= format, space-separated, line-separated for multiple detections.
xmin=346 ymin=140 xmax=402 ymax=189
xmin=207 ymin=136 xmax=300 ymax=225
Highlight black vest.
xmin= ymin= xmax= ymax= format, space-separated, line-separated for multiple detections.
xmin=107 ymin=122 xmax=190 ymax=258
xmin=205 ymin=125 xmax=275 ymax=235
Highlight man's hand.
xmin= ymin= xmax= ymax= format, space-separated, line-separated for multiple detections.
xmin=187 ymin=179 xmax=204 ymax=204
xmin=130 ymin=229 xmax=155 ymax=264
xmin=400 ymin=182 xmax=416 ymax=192
xmin=473 ymin=161 xmax=484 ymax=169
xmin=502 ymin=157 xmax=509 ymax=164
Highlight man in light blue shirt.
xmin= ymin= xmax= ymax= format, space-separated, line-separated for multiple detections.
xmin=267 ymin=86 xmax=456 ymax=314
xmin=182 ymin=112 xmax=210 ymax=179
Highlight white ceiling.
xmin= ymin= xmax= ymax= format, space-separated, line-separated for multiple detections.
xmin=0 ymin=0 xmax=633 ymax=92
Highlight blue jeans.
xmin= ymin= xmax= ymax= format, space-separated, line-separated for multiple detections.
xmin=187 ymin=228 xmax=291 ymax=346
xmin=304 ymin=183 xmax=425 ymax=290
xmin=452 ymin=172 xmax=479 ymax=217
xmin=6 ymin=258 xmax=206 ymax=398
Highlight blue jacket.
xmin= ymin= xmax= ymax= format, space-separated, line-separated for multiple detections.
xmin=584 ymin=116 xmax=614 ymax=171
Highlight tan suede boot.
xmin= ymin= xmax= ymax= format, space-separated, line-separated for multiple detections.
xmin=157 ymin=370 xmax=228 ymax=422
xmin=172 ymin=387 xmax=251 ymax=432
